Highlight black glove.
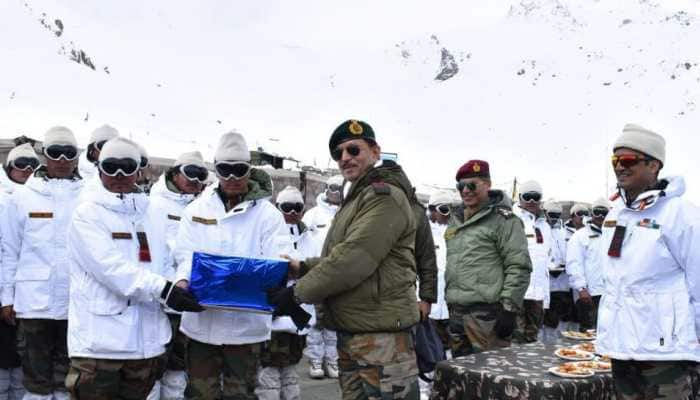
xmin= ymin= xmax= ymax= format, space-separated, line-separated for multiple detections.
xmin=161 ymin=281 xmax=205 ymax=312
xmin=267 ymin=286 xmax=311 ymax=331
xmin=494 ymin=308 xmax=517 ymax=339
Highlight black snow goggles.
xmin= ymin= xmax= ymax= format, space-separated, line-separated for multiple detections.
xmin=99 ymin=158 xmax=140 ymax=177
xmin=327 ymin=184 xmax=343 ymax=193
xmin=215 ymin=161 xmax=251 ymax=180
xmin=44 ymin=145 xmax=79 ymax=161
xmin=574 ymin=210 xmax=590 ymax=217
xmin=279 ymin=202 xmax=304 ymax=214
xmin=94 ymin=140 xmax=108 ymax=151
xmin=179 ymin=164 xmax=208 ymax=183
xmin=520 ymin=192 xmax=542 ymax=203
xmin=592 ymin=207 xmax=609 ymax=218
xmin=10 ymin=157 xmax=40 ymax=171
xmin=429 ymin=204 xmax=450 ymax=216
xmin=546 ymin=212 xmax=562 ymax=220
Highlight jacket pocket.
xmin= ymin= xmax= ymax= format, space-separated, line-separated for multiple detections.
xmin=624 ymin=292 xmax=675 ymax=353
xmin=87 ymin=306 xmax=139 ymax=353
xmin=13 ymin=266 xmax=52 ymax=312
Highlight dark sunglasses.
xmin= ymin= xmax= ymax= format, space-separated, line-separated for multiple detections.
xmin=140 ymin=156 xmax=149 ymax=169
xmin=11 ymin=157 xmax=40 ymax=171
xmin=327 ymin=184 xmax=343 ymax=193
xmin=611 ymin=154 xmax=651 ymax=168
xmin=574 ymin=210 xmax=590 ymax=217
xmin=546 ymin=212 xmax=561 ymax=220
xmin=179 ymin=164 xmax=208 ymax=183
xmin=279 ymin=202 xmax=304 ymax=214
xmin=215 ymin=161 xmax=251 ymax=180
xmin=456 ymin=181 xmax=478 ymax=192
xmin=44 ymin=145 xmax=79 ymax=161
xmin=99 ymin=158 xmax=139 ymax=177
xmin=592 ymin=208 xmax=609 ymax=218
xmin=331 ymin=145 xmax=361 ymax=162
xmin=520 ymin=192 xmax=542 ymax=203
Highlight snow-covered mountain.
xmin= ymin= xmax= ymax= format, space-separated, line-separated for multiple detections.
xmin=1 ymin=0 xmax=698 ymax=200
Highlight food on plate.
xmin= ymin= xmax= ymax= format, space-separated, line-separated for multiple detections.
xmin=573 ymin=342 xmax=596 ymax=353
xmin=554 ymin=348 xmax=595 ymax=361
xmin=561 ymin=330 xmax=596 ymax=340
xmin=548 ymin=363 xmax=595 ymax=378
xmin=573 ymin=361 xmax=612 ymax=372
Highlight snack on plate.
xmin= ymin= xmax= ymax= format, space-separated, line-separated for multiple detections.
xmin=554 ymin=348 xmax=595 ymax=361
xmin=561 ymin=330 xmax=596 ymax=340
xmin=573 ymin=342 xmax=596 ymax=353
xmin=548 ymin=363 xmax=594 ymax=378
xmin=596 ymin=355 xmax=611 ymax=363
xmin=572 ymin=361 xmax=612 ymax=373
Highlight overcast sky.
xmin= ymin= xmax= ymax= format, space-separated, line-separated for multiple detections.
xmin=1 ymin=0 xmax=699 ymax=201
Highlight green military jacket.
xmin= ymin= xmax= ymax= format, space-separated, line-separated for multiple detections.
xmin=295 ymin=161 xmax=419 ymax=333
xmin=412 ymin=200 xmax=437 ymax=303
xmin=444 ymin=190 xmax=532 ymax=311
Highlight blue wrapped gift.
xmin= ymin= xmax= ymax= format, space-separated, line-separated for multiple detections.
xmin=189 ymin=252 xmax=288 ymax=313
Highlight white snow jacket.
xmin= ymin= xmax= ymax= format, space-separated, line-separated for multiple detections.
xmin=301 ymin=193 xmax=339 ymax=257
xmin=67 ymin=183 xmax=171 ymax=360
xmin=174 ymin=173 xmax=293 ymax=346
xmin=1 ymin=172 xmax=83 ymax=319
xmin=271 ymin=222 xmax=317 ymax=335
xmin=428 ymin=221 xmax=448 ymax=320
xmin=515 ymin=206 xmax=552 ymax=308
xmin=149 ymin=176 xmax=197 ymax=280
xmin=548 ymin=221 xmax=570 ymax=292
xmin=0 ymin=169 xmax=22 ymax=302
xmin=596 ymin=176 xmax=700 ymax=362
xmin=566 ymin=222 xmax=605 ymax=296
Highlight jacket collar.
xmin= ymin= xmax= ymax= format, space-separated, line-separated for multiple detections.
xmin=24 ymin=168 xmax=83 ymax=196
xmin=452 ymin=190 xmax=512 ymax=227
xmin=150 ymin=175 xmax=196 ymax=206
xmin=615 ymin=176 xmax=684 ymax=212
xmin=84 ymin=182 xmax=149 ymax=217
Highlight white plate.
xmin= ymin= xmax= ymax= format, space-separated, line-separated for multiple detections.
xmin=572 ymin=343 xmax=596 ymax=353
xmin=561 ymin=331 xmax=596 ymax=341
xmin=570 ymin=361 xmax=612 ymax=373
xmin=548 ymin=366 xmax=594 ymax=378
xmin=554 ymin=348 xmax=595 ymax=361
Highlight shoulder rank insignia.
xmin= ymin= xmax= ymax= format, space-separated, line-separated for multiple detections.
xmin=28 ymin=212 xmax=53 ymax=219
xmin=444 ymin=227 xmax=457 ymax=241
xmin=496 ymin=208 xmax=513 ymax=218
xmin=112 ymin=232 xmax=133 ymax=240
xmin=192 ymin=216 xmax=217 ymax=225
xmin=603 ymin=220 xmax=617 ymax=228
xmin=371 ymin=182 xmax=390 ymax=195
xmin=167 ymin=214 xmax=181 ymax=221
xmin=349 ymin=120 xmax=363 ymax=135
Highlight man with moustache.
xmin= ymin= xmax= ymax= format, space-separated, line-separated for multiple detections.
xmin=597 ymin=124 xmax=700 ymax=399
xmin=270 ymin=119 xmax=421 ymax=400
xmin=443 ymin=160 xmax=531 ymax=356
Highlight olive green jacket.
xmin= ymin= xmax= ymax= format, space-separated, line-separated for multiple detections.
xmin=412 ymin=200 xmax=438 ymax=303
xmin=444 ymin=190 xmax=532 ymax=311
xmin=295 ymin=161 xmax=419 ymax=333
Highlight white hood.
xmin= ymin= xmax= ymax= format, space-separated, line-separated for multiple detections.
xmin=150 ymin=175 xmax=196 ymax=208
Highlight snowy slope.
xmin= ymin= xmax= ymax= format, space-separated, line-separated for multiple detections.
xmin=0 ymin=0 xmax=698 ymax=201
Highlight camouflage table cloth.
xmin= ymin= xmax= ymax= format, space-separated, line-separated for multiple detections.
xmin=430 ymin=341 xmax=613 ymax=400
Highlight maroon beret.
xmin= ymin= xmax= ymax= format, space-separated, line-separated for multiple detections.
xmin=456 ymin=160 xmax=490 ymax=181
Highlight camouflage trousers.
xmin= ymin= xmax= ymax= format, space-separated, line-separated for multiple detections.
xmin=0 ymin=318 xmax=20 ymax=369
xmin=512 ymin=300 xmax=543 ymax=344
xmin=611 ymin=359 xmax=696 ymax=399
xmin=164 ymin=314 xmax=187 ymax=372
xmin=184 ymin=338 xmax=261 ymax=400
xmin=447 ymin=303 xmax=510 ymax=358
xmin=65 ymin=357 xmax=159 ymax=399
xmin=430 ymin=319 xmax=450 ymax=352
xmin=543 ymin=291 xmax=575 ymax=329
xmin=336 ymin=330 xmax=419 ymax=400
xmin=17 ymin=318 xmax=69 ymax=395
xmin=260 ymin=332 xmax=306 ymax=369
xmin=575 ymin=295 xmax=601 ymax=332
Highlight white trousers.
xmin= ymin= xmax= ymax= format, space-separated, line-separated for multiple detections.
xmin=303 ymin=327 xmax=337 ymax=364
xmin=255 ymin=366 xmax=300 ymax=400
